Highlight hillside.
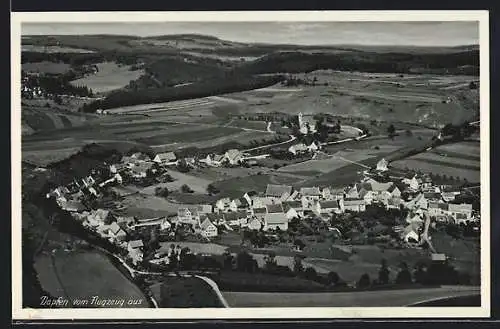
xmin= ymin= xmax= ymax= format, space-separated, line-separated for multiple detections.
xmin=22 ymin=106 xmax=93 ymax=135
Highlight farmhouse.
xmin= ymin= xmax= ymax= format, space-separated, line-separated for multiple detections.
xmin=402 ymin=173 xmax=420 ymax=191
xmin=298 ymin=112 xmax=317 ymax=135
xmin=202 ymin=154 xmax=222 ymax=167
xmin=246 ymin=217 xmax=263 ymax=230
xmin=224 ymin=149 xmax=244 ymax=166
xmin=316 ymin=200 xmax=342 ymax=215
xmin=407 ymin=193 xmax=429 ymax=210
xmin=177 ymin=207 xmax=200 ymax=224
xmin=376 ymin=158 xmax=389 ymax=172
xmin=265 ymin=184 xmax=293 ymax=200
xmin=153 ymin=152 xmax=177 ymax=164
xmin=224 ymin=211 xmax=249 ymax=227
xmin=343 ymin=198 xmax=366 ymax=212
xmin=196 ymin=204 xmax=214 ymax=214
xmin=215 ymin=197 xmax=231 ymax=212
xmin=402 ymin=224 xmax=420 ymax=244
xmin=58 ymin=200 xmax=86 ymax=213
xmin=448 ymin=203 xmax=473 ymax=222
xmin=300 ymin=187 xmax=322 ymax=201
xmin=199 ymin=218 xmax=218 ymax=238
xmin=263 ymin=211 xmax=288 ymax=232
xmin=288 ymin=143 xmax=308 ymax=155
xmin=108 ymin=222 xmax=127 ymax=242
xmin=283 ymin=200 xmax=304 ymax=219
xmin=307 ymin=141 xmax=321 ymax=153
xmin=206 ymin=213 xmax=226 ymax=225
xmin=252 ymin=207 xmax=267 ymax=219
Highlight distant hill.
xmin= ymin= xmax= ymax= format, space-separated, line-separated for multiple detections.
xmin=22 ymin=106 xmax=92 ymax=135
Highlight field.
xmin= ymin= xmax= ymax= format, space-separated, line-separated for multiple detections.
xmin=392 ymin=141 xmax=480 ymax=183
xmin=222 ymin=286 xmax=480 ymax=307
xmin=34 ymin=250 xmax=148 ymax=308
xmin=69 ymin=62 xmax=145 ymax=94
xmin=150 ymin=276 xmax=223 ymax=308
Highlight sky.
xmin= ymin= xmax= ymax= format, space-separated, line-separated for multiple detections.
xmin=21 ymin=21 xmax=479 ymax=47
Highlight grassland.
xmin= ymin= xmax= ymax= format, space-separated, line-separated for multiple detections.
xmin=69 ymin=62 xmax=145 ymax=94
xmin=34 ymin=250 xmax=148 ymax=308
xmin=392 ymin=141 xmax=480 ymax=183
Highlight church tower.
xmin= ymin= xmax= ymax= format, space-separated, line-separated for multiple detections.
xmin=298 ymin=112 xmax=304 ymax=128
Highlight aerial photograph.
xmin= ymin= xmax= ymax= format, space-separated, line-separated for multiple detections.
xmin=20 ymin=20 xmax=481 ymax=309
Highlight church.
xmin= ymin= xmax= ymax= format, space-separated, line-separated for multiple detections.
xmin=298 ymin=112 xmax=317 ymax=135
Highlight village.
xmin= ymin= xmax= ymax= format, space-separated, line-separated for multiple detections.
xmin=45 ymin=133 xmax=480 ymax=274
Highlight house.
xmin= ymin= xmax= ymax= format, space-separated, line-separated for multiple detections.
xmin=58 ymin=200 xmax=85 ymax=212
xmin=263 ymin=212 xmax=288 ymax=231
xmin=402 ymin=173 xmax=420 ymax=191
xmin=376 ymin=158 xmax=389 ymax=171
xmin=246 ymin=217 xmax=263 ymax=230
xmin=402 ymin=224 xmax=420 ymax=244
xmin=283 ymin=200 xmax=304 ymax=219
xmin=199 ymin=218 xmax=218 ymax=238
xmin=265 ymin=184 xmax=293 ymax=200
xmin=206 ymin=213 xmax=226 ymax=225
xmin=421 ymin=175 xmax=433 ymax=189
xmin=427 ymin=202 xmax=449 ymax=217
xmin=346 ymin=185 xmax=360 ymax=199
xmin=285 ymin=190 xmax=300 ymax=201
xmin=224 ymin=211 xmax=249 ymax=227
xmin=160 ymin=218 xmax=172 ymax=231
xmin=252 ymin=207 xmax=267 ymax=219
xmin=127 ymin=240 xmax=144 ymax=265
xmin=108 ymin=222 xmax=127 ymax=242
xmin=229 ymin=199 xmax=243 ymax=212
xmin=131 ymin=152 xmax=150 ymax=161
xmin=177 ymin=207 xmax=199 ymax=224
xmin=448 ymin=203 xmax=473 ymax=222
xmin=407 ymin=193 xmax=429 ymax=210
xmin=431 ymin=253 xmax=447 ymax=262
xmin=153 ymin=152 xmax=177 ymax=164
xmin=203 ymin=154 xmax=225 ymax=167
xmin=288 ymin=143 xmax=308 ymax=155
xmin=441 ymin=192 xmax=456 ymax=202
xmin=405 ymin=213 xmax=424 ymax=225
xmin=127 ymin=239 xmax=144 ymax=253
xmin=84 ymin=209 xmax=111 ymax=227
xmin=215 ymin=198 xmax=231 ymax=212
xmin=252 ymin=196 xmax=274 ymax=209
xmin=224 ymin=149 xmax=243 ymax=166
xmin=300 ymin=187 xmax=322 ymax=201
xmin=387 ymin=197 xmax=403 ymax=209
xmin=343 ymin=199 xmax=366 ymax=212
xmin=196 ymin=204 xmax=213 ymax=214
xmin=316 ymin=200 xmax=342 ymax=215
xmin=307 ymin=141 xmax=320 ymax=153
xmin=129 ymin=162 xmax=152 ymax=179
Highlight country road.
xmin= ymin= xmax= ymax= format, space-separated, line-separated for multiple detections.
xmin=222 ymin=286 xmax=480 ymax=307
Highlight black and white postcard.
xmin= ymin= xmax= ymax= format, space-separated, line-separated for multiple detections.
xmin=11 ymin=11 xmax=491 ymax=320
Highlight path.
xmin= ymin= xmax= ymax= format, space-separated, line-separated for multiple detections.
xmin=243 ymin=135 xmax=297 ymax=152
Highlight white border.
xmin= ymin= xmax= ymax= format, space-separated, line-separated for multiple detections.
xmin=11 ymin=10 xmax=490 ymax=320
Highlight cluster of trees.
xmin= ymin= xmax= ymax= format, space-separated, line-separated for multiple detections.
xmin=440 ymin=121 xmax=477 ymax=141
xmin=22 ymin=51 xmax=140 ymax=67
xmin=360 ymin=257 xmax=472 ymax=288
xmin=80 ymin=74 xmax=284 ymax=112
xmin=281 ymin=75 xmax=327 ymax=87
xmin=22 ymin=73 xmax=94 ymax=98
xmin=236 ymin=50 xmax=479 ymax=76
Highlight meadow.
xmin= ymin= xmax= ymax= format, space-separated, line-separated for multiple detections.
xmin=69 ymin=62 xmax=145 ymax=94
xmin=34 ymin=250 xmax=148 ymax=308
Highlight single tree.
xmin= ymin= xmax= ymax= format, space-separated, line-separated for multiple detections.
xmin=358 ymin=273 xmax=371 ymax=288
xmin=378 ymin=259 xmax=390 ymax=285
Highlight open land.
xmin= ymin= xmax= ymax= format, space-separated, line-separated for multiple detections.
xmin=69 ymin=62 xmax=145 ymax=94
xmin=34 ymin=249 xmax=148 ymax=308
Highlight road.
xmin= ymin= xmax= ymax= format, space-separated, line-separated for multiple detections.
xmin=222 ymin=286 xmax=480 ymax=307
